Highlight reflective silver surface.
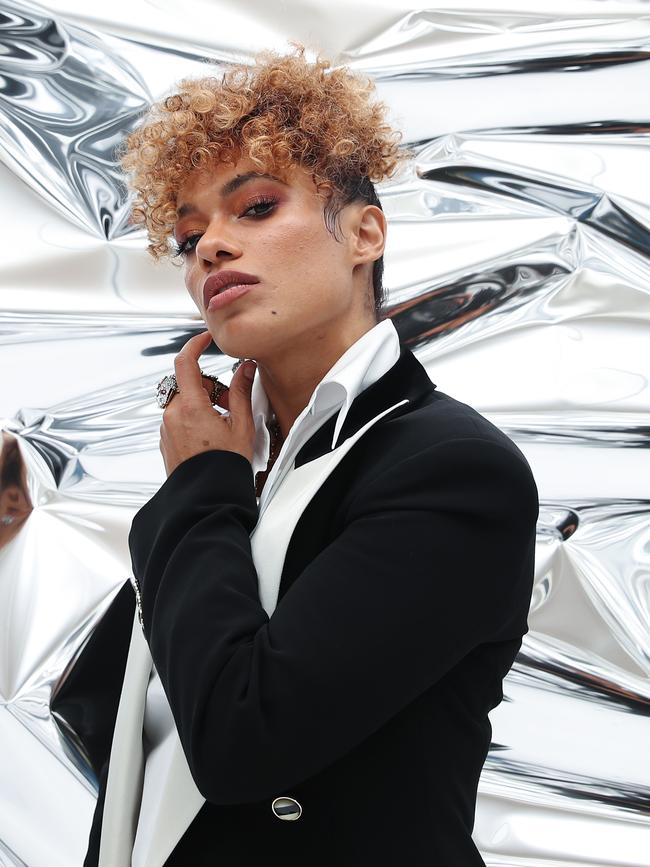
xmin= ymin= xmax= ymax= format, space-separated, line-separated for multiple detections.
xmin=1 ymin=1 xmax=649 ymax=863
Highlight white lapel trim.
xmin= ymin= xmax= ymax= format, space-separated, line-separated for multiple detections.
xmin=100 ymin=398 xmax=408 ymax=867
xmin=98 ymin=610 xmax=152 ymax=865
xmin=251 ymin=399 xmax=409 ymax=617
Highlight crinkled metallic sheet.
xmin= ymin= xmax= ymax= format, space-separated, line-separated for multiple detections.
xmin=1 ymin=0 xmax=649 ymax=864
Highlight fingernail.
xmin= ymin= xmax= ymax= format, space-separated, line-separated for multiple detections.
xmin=244 ymin=360 xmax=256 ymax=380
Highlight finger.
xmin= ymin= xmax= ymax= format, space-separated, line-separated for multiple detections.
xmin=227 ymin=359 xmax=256 ymax=430
xmin=174 ymin=331 xmax=213 ymax=396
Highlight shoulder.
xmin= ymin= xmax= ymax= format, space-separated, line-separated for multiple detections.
xmin=344 ymin=389 xmax=539 ymax=525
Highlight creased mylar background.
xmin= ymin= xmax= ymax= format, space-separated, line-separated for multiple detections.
xmin=1 ymin=1 xmax=649 ymax=864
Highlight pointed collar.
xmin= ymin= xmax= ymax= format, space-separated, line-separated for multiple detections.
xmin=249 ymin=319 xmax=408 ymax=474
xmin=292 ymin=341 xmax=437 ymax=468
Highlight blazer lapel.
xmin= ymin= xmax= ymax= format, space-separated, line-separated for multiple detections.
xmin=251 ymin=396 xmax=410 ymax=617
xmin=100 ymin=342 xmax=436 ymax=867
xmin=293 ymin=344 xmax=436 ymax=468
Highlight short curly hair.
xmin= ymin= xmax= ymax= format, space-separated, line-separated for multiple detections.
xmin=116 ymin=41 xmax=413 ymax=317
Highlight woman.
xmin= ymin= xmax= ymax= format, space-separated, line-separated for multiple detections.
xmin=53 ymin=42 xmax=539 ymax=866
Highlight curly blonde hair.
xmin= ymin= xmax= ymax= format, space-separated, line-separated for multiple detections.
xmin=116 ymin=41 xmax=413 ymax=315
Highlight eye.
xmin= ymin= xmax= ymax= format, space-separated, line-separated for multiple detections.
xmin=171 ymin=234 xmax=200 ymax=258
xmin=240 ymin=195 xmax=278 ymax=218
xmin=171 ymin=195 xmax=278 ymax=258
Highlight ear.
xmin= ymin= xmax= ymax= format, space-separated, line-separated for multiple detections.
xmin=348 ymin=203 xmax=387 ymax=267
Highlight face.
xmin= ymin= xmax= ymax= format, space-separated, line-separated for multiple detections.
xmin=173 ymin=154 xmax=385 ymax=362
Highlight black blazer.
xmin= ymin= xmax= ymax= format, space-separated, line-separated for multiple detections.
xmin=52 ymin=343 xmax=539 ymax=866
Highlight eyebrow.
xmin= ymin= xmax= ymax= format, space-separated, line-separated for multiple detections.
xmin=176 ymin=172 xmax=288 ymax=219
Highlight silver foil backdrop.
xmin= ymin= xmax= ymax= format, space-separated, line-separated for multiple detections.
xmin=1 ymin=0 xmax=649 ymax=864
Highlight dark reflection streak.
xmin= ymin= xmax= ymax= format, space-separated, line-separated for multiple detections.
xmin=484 ymin=753 xmax=650 ymax=816
xmin=388 ymin=261 xmax=566 ymax=349
xmin=422 ymin=165 xmax=650 ymax=257
xmin=372 ymin=50 xmax=650 ymax=81
xmin=140 ymin=329 xmax=224 ymax=357
xmin=513 ymin=653 xmax=650 ymax=714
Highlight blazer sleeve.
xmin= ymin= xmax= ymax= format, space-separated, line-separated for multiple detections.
xmin=129 ymin=435 xmax=539 ymax=805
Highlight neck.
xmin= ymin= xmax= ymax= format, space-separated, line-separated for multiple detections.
xmin=257 ymin=317 xmax=377 ymax=441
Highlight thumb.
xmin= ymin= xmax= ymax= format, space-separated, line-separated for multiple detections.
xmin=228 ymin=359 xmax=256 ymax=426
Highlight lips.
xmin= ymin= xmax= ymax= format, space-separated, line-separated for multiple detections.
xmin=202 ymin=270 xmax=260 ymax=309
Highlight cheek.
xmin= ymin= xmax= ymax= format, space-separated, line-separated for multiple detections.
xmin=259 ymin=218 xmax=313 ymax=258
xmin=184 ymin=264 xmax=203 ymax=307
xmin=257 ymin=218 xmax=339 ymax=289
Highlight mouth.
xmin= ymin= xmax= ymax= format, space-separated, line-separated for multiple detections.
xmin=202 ymin=270 xmax=260 ymax=310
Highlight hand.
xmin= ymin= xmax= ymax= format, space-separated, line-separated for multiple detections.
xmin=159 ymin=330 xmax=257 ymax=478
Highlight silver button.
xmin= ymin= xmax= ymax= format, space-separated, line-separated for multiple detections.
xmin=271 ymin=796 xmax=302 ymax=821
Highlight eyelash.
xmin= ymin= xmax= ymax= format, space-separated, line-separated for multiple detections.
xmin=172 ymin=195 xmax=278 ymax=257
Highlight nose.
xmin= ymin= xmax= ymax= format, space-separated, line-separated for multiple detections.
xmin=195 ymin=219 xmax=242 ymax=266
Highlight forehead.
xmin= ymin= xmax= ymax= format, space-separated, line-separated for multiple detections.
xmin=176 ymin=155 xmax=315 ymax=205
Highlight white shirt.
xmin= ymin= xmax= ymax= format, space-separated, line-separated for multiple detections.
xmin=131 ymin=317 xmax=402 ymax=864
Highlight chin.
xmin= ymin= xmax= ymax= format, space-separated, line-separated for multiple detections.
xmin=210 ymin=315 xmax=277 ymax=358
xmin=209 ymin=331 xmax=258 ymax=362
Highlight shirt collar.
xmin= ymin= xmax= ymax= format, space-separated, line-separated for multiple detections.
xmin=249 ymin=318 xmax=401 ymax=466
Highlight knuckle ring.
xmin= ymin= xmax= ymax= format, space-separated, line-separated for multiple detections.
xmin=155 ymin=373 xmax=178 ymax=409
xmin=200 ymin=371 xmax=228 ymax=405
xmin=154 ymin=370 xmax=227 ymax=408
